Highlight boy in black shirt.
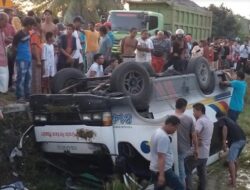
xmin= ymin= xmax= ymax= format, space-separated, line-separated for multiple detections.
xmin=215 ymin=111 xmax=246 ymax=187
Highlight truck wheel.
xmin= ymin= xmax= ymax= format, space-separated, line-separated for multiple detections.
xmin=111 ymin=62 xmax=152 ymax=110
xmin=187 ymin=56 xmax=215 ymax=94
xmin=51 ymin=68 xmax=86 ymax=94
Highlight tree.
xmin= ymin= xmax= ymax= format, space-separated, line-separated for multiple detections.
xmin=16 ymin=0 xmax=122 ymax=23
xmin=208 ymin=4 xmax=241 ymax=39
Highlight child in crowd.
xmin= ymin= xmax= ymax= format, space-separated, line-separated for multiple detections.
xmin=12 ymin=17 xmax=36 ymax=103
xmin=41 ymin=32 xmax=56 ymax=93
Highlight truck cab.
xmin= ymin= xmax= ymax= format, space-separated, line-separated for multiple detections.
xmin=107 ymin=10 xmax=164 ymax=53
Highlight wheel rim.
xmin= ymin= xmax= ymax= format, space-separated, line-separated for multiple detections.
xmin=123 ymin=71 xmax=144 ymax=95
xmin=198 ymin=62 xmax=209 ymax=85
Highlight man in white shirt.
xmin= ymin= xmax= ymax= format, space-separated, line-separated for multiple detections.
xmin=72 ymin=16 xmax=84 ymax=70
xmin=150 ymin=115 xmax=184 ymax=190
xmin=136 ymin=29 xmax=154 ymax=63
xmin=87 ymin=53 xmax=104 ymax=78
xmin=239 ymin=40 xmax=250 ymax=72
xmin=185 ymin=103 xmax=214 ymax=190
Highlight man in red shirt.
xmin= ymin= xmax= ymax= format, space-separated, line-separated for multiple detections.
xmin=3 ymin=8 xmax=16 ymax=90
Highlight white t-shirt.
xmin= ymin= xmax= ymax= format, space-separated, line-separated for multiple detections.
xmin=196 ymin=115 xmax=214 ymax=159
xmin=42 ymin=43 xmax=56 ymax=77
xmin=149 ymin=128 xmax=174 ymax=172
xmin=72 ymin=30 xmax=83 ymax=63
xmin=136 ymin=37 xmax=154 ymax=63
xmin=87 ymin=62 xmax=104 ymax=78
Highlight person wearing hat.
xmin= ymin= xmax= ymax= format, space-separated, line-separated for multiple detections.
xmin=72 ymin=16 xmax=84 ymax=70
xmin=104 ymin=22 xmax=114 ymax=46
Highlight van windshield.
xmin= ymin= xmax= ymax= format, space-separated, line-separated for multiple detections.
xmin=108 ymin=12 xmax=147 ymax=32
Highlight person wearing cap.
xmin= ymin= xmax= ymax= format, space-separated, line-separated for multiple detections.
xmin=104 ymin=22 xmax=114 ymax=46
xmin=72 ymin=16 xmax=84 ymax=71
xmin=41 ymin=10 xmax=57 ymax=38
xmin=84 ymin=22 xmax=99 ymax=69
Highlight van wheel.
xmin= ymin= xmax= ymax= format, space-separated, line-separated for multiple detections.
xmin=111 ymin=62 xmax=152 ymax=110
xmin=187 ymin=57 xmax=215 ymax=94
xmin=51 ymin=68 xmax=86 ymax=93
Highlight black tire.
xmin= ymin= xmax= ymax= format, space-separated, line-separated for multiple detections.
xmin=204 ymin=71 xmax=216 ymax=94
xmin=187 ymin=56 xmax=215 ymax=94
xmin=111 ymin=62 xmax=152 ymax=110
xmin=51 ymin=68 xmax=86 ymax=94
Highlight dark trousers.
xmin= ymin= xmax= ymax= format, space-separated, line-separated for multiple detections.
xmin=228 ymin=109 xmax=240 ymax=122
xmin=57 ymin=58 xmax=79 ymax=71
xmin=185 ymin=156 xmax=208 ymax=190
xmin=163 ymin=57 xmax=187 ymax=73
xmin=237 ymin=58 xmax=247 ymax=72
xmin=8 ymin=54 xmax=15 ymax=87
xmin=151 ymin=169 xmax=184 ymax=190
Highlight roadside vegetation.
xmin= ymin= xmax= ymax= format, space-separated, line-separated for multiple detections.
xmin=238 ymin=77 xmax=250 ymax=136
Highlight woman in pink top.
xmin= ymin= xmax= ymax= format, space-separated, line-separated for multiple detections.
xmin=0 ymin=12 xmax=9 ymax=93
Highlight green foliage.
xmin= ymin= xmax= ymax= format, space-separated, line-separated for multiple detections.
xmin=208 ymin=4 xmax=241 ymax=38
xmin=22 ymin=0 xmax=122 ymax=23
xmin=238 ymin=77 xmax=250 ymax=136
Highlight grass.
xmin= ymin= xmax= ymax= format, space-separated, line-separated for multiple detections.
xmin=238 ymin=77 xmax=250 ymax=136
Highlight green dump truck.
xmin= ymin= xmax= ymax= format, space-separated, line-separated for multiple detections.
xmin=108 ymin=0 xmax=212 ymax=53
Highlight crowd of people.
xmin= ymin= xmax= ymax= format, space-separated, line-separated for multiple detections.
xmin=1 ymin=8 xmax=250 ymax=103
xmin=0 ymin=9 xmax=117 ymax=103
xmin=0 ymin=8 xmax=249 ymax=190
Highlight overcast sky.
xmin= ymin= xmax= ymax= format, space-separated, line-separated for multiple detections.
xmin=192 ymin=0 xmax=250 ymax=19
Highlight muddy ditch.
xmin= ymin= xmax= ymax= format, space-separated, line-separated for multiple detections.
xmin=0 ymin=105 xmax=249 ymax=190
xmin=0 ymin=108 xmax=65 ymax=189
